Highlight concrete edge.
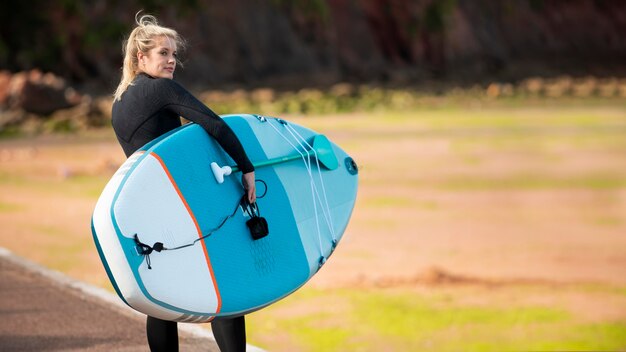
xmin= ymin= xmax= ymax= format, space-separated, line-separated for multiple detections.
xmin=0 ymin=247 xmax=265 ymax=352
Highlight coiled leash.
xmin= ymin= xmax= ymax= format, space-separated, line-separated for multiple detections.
xmin=134 ymin=180 xmax=269 ymax=269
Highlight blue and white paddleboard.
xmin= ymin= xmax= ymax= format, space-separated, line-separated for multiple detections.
xmin=91 ymin=114 xmax=358 ymax=322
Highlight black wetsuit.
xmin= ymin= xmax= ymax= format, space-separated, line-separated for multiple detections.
xmin=112 ymin=73 xmax=253 ymax=173
xmin=112 ymin=73 xmax=249 ymax=352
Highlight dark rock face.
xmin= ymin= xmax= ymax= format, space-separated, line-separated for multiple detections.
xmin=1 ymin=1 xmax=625 ymax=89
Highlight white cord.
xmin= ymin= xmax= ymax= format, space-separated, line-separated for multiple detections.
xmin=265 ymin=120 xmax=325 ymax=260
xmin=283 ymin=123 xmax=337 ymax=242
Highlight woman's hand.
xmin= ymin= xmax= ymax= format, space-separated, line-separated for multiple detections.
xmin=242 ymin=171 xmax=256 ymax=204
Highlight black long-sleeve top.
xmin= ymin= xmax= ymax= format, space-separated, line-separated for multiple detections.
xmin=111 ymin=73 xmax=254 ymax=173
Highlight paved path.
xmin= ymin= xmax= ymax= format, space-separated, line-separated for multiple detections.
xmin=0 ymin=248 xmax=261 ymax=352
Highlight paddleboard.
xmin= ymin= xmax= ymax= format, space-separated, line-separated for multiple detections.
xmin=91 ymin=114 xmax=358 ymax=322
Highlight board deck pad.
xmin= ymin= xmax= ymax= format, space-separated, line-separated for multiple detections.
xmin=92 ymin=114 xmax=358 ymax=321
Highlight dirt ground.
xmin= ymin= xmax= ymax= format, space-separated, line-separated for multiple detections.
xmin=0 ymin=108 xmax=625 ymax=347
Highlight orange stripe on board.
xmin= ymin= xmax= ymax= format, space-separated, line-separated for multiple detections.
xmin=149 ymin=152 xmax=222 ymax=314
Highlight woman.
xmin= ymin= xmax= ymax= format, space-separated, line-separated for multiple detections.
xmin=112 ymin=13 xmax=253 ymax=352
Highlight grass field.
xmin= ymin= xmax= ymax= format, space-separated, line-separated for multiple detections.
xmin=0 ymin=99 xmax=625 ymax=351
xmin=248 ymin=285 xmax=626 ymax=351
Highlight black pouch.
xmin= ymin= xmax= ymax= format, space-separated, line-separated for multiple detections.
xmin=243 ymin=200 xmax=269 ymax=240
xmin=246 ymin=216 xmax=269 ymax=240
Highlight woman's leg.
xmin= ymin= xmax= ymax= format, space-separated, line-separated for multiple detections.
xmin=211 ymin=316 xmax=246 ymax=352
xmin=146 ymin=316 xmax=179 ymax=352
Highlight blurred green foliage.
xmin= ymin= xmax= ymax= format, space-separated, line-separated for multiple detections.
xmin=201 ymin=77 xmax=626 ymax=116
xmin=0 ymin=0 xmax=198 ymax=78
xmin=0 ymin=0 xmax=331 ymax=76
xmin=424 ymin=0 xmax=456 ymax=32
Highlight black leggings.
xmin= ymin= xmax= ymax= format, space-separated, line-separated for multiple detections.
xmin=146 ymin=315 xmax=246 ymax=352
xmin=211 ymin=315 xmax=247 ymax=352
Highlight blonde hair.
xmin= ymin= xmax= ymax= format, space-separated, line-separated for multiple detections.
xmin=113 ymin=13 xmax=185 ymax=101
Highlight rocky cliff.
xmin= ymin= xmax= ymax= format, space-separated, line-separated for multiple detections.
xmin=1 ymin=0 xmax=624 ymax=91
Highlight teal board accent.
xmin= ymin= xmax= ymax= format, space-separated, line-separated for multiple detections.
xmin=91 ymin=218 xmax=128 ymax=307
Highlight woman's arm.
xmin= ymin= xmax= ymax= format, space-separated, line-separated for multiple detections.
xmin=156 ymin=79 xmax=256 ymax=202
xmin=156 ymin=79 xmax=254 ymax=173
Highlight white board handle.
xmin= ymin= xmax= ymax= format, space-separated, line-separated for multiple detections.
xmin=211 ymin=162 xmax=232 ymax=184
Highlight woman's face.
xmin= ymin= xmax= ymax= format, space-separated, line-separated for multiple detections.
xmin=138 ymin=36 xmax=177 ymax=79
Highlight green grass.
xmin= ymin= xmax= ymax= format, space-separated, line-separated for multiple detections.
xmin=247 ymin=287 xmax=626 ymax=352
xmin=0 ymin=172 xmax=109 ymax=199
xmin=363 ymin=105 xmax=626 ymax=193
xmin=439 ymin=174 xmax=626 ymax=191
xmin=361 ymin=196 xmax=439 ymax=212
xmin=362 ymin=195 xmax=415 ymax=208
xmin=307 ymin=108 xmax=626 ymax=149
xmin=63 ymin=174 xmax=111 ymax=198
xmin=24 ymin=223 xmax=97 ymax=272
xmin=593 ymin=216 xmax=624 ymax=227
xmin=0 ymin=200 xmax=23 ymax=212
xmin=30 ymin=224 xmax=68 ymax=237
xmin=361 ymin=173 xmax=626 ymax=191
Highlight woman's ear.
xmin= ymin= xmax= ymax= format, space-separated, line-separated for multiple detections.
xmin=137 ymin=51 xmax=144 ymax=66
